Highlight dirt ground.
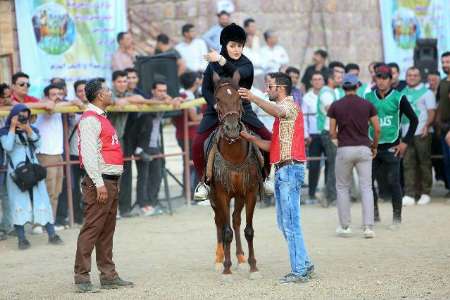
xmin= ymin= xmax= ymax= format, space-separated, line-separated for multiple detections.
xmin=1 ymin=198 xmax=450 ymax=300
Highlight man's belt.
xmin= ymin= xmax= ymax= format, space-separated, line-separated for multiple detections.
xmin=102 ymin=174 xmax=121 ymax=181
xmin=275 ymin=159 xmax=303 ymax=171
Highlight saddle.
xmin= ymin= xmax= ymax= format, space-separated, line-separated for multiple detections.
xmin=204 ymin=124 xmax=265 ymax=184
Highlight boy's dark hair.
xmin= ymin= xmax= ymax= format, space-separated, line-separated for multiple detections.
xmin=345 ymin=63 xmax=360 ymax=73
xmin=73 ymin=80 xmax=87 ymax=93
xmin=156 ymin=33 xmax=170 ymax=45
xmin=124 ymin=67 xmax=138 ymax=75
xmin=116 ymin=31 xmax=128 ymax=43
xmin=387 ymin=62 xmax=400 ymax=72
xmin=180 ymin=72 xmax=197 ymax=90
xmin=328 ymin=61 xmax=345 ymax=71
xmin=43 ymin=84 xmax=60 ymax=97
xmin=217 ymin=10 xmax=230 ymax=17
xmin=12 ymin=72 xmax=29 ymax=84
xmin=311 ymin=70 xmax=325 ymax=81
xmin=268 ymin=72 xmax=292 ymax=95
xmin=152 ymin=81 xmax=167 ymax=90
xmin=182 ymin=24 xmax=194 ymax=35
xmin=85 ymin=78 xmax=105 ymax=103
xmin=285 ymin=66 xmax=300 ymax=76
xmin=0 ymin=83 xmax=10 ymax=97
xmin=112 ymin=70 xmax=128 ymax=81
xmin=441 ymin=51 xmax=450 ymax=58
xmin=243 ymin=18 xmax=255 ymax=28
xmin=314 ymin=49 xmax=328 ymax=59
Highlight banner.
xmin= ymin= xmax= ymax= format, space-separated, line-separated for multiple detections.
xmin=379 ymin=0 xmax=450 ymax=78
xmin=15 ymin=0 xmax=127 ymax=98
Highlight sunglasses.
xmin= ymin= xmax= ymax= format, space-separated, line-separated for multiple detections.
xmin=17 ymin=82 xmax=31 ymax=88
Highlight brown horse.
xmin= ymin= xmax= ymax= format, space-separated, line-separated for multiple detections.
xmin=207 ymin=71 xmax=263 ymax=278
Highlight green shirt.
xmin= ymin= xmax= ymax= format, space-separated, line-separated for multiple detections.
xmin=317 ymin=86 xmax=337 ymax=132
xmin=365 ymin=89 xmax=403 ymax=144
xmin=357 ymin=83 xmax=369 ymax=98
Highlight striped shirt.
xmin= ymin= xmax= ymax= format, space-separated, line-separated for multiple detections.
xmin=79 ymin=104 xmax=123 ymax=187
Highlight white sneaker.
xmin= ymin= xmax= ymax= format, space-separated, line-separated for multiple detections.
xmin=417 ymin=194 xmax=431 ymax=205
xmin=194 ymin=182 xmax=210 ymax=201
xmin=363 ymin=227 xmax=376 ymax=239
xmin=263 ymin=179 xmax=275 ymax=195
xmin=140 ymin=206 xmax=155 ymax=217
xmin=31 ymin=226 xmax=43 ymax=235
xmin=197 ymin=200 xmax=211 ymax=206
xmin=336 ymin=226 xmax=352 ymax=237
xmin=402 ymin=195 xmax=415 ymax=206
xmin=116 ymin=211 xmax=121 ymax=220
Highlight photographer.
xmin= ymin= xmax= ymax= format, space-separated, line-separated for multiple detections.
xmin=0 ymin=104 xmax=63 ymax=250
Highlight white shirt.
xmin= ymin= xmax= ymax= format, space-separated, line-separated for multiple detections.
xmin=401 ymin=83 xmax=437 ymax=137
xmin=318 ymin=88 xmax=335 ymax=131
xmin=35 ymin=112 xmax=63 ymax=155
xmin=303 ymin=90 xmax=319 ymax=135
xmin=260 ymin=44 xmax=289 ymax=73
xmin=175 ymin=38 xmax=208 ymax=72
xmin=243 ymin=36 xmax=263 ymax=75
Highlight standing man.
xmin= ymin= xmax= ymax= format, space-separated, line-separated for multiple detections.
xmin=316 ymin=69 xmax=344 ymax=207
xmin=427 ymin=71 xmax=441 ymax=96
xmin=175 ymin=24 xmax=208 ymax=73
xmin=435 ymin=51 xmax=450 ymax=201
xmin=364 ymin=65 xmax=418 ymax=226
xmin=260 ymin=30 xmax=289 ymax=73
xmin=238 ymin=72 xmax=313 ymax=284
xmin=243 ymin=18 xmax=264 ymax=89
xmin=203 ymin=10 xmax=231 ymax=51
xmin=401 ymin=67 xmax=436 ymax=206
xmin=111 ymin=32 xmax=135 ymax=71
xmin=74 ymin=78 xmax=133 ymax=292
xmin=328 ymin=74 xmax=380 ymax=238
xmin=303 ymin=71 xmax=325 ymax=203
xmin=301 ymin=49 xmax=329 ymax=92
xmin=388 ymin=62 xmax=407 ymax=92
xmin=285 ymin=67 xmax=303 ymax=106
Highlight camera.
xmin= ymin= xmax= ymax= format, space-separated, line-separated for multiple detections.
xmin=18 ymin=115 xmax=29 ymax=124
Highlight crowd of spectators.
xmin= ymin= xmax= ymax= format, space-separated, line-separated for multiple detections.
xmin=1 ymin=11 xmax=450 ymax=248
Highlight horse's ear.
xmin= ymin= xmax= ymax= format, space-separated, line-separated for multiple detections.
xmin=231 ymin=71 xmax=240 ymax=88
xmin=212 ymin=72 xmax=221 ymax=87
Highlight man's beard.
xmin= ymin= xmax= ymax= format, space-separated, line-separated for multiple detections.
xmin=443 ymin=67 xmax=449 ymax=75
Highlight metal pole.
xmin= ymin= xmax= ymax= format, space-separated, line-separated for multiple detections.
xmin=183 ymin=109 xmax=191 ymax=206
xmin=62 ymin=114 xmax=74 ymax=227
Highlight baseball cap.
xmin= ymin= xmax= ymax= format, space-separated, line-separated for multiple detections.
xmin=375 ymin=64 xmax=392 ymax=78
xmin=342 ymin=73 xmax=360 ymax=88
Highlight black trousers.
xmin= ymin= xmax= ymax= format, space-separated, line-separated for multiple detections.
xmin=372 ymin=149 xmax=402 ymax=221
xmin=307 ymin=134 xmax=325 ymax=198
xmin=136 ymin=148 xmax=162 ymax=208
xmin=56 ymin=155 xmax=84 ymax=225
xmin=118 ymin=138 xmax=133 ymax=214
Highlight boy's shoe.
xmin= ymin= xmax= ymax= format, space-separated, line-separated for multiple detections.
xmin=402 ymin=195 xmax=415 ymax=206
xmin=75 ymin=282 xmax=99 ymax=293
xmin=336 ymin=226 xmax=352 ymax=237
xmin=363 ymin=227 xmax=376 ymax=239
xmin=417 ymin=194 xmax=431 ymax=205
xmin=49 ymin=234 xmax=64 ymax=245
xmin=18 ymin=238 xmax=31 ymax=250
xmin=279 ymin=273 xmax=309 ymax=284
xmin=100 ymin=277 xmax=134 ymax=289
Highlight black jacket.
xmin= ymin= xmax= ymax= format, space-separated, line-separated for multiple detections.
xmin=198 ymin=54 xmax=264 ymax=132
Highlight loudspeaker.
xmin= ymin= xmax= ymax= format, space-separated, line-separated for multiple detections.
xmin=135 ymin=53 xmax=180 ymax=117
xmin=413 ymin=38 xmax=438 ymax=82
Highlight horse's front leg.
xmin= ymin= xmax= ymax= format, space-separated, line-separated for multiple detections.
xmin=245 ymin=190 xmax=260 ymax=278
xmin=233 ymin=197 xmax=246 ymax=267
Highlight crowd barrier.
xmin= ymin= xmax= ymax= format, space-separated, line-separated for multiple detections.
xmin=0 ymin=101 xmax=444 ymax=227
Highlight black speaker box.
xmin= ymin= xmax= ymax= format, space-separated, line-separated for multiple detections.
xmin=413 ymin=38 xmax=438 ymax=82
xmin=135 ymin=53 xmax=181 ymax=117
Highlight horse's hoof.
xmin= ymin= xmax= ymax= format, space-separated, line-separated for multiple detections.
xmin=249 ymin=271 xmax=263 ymax=280
xmin=214 ymin=263 xmax=222 ymax=272
xmin=221 ymin=274 xmax=233 ymax=283
xmin=236 ymin=263 xmax=249 ymax=272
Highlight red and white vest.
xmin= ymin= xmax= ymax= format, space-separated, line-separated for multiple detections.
xmin=78 ymin=111 xmax=123 ymax=168
xmin=270 ymin=104 xmax=307 ymax=164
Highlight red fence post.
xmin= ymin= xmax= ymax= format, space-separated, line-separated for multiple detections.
xmin=62 ymin=114 xmax=74 ymax=227
xmin=183 ymin=109 xmax=191 ymax=206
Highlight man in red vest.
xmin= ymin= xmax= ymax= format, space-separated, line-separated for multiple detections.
xmin=74 ymin=78 xmax=133 ymax=293
xmin=238 ymin=72 xmax=313 ymax=284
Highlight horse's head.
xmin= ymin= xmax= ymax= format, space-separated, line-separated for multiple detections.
xmin=213 ymin=71 xmax=242 ymax=142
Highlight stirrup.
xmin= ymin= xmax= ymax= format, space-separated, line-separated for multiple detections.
xmin=194 ymin=182 xmax=210 ymax=201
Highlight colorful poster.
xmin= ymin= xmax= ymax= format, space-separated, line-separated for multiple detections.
xmin=15 ymin=0 xmax=127 ymax=98
xmin=379 ymin=0 xmax=450 ymax=78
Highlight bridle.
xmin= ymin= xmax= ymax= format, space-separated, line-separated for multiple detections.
xmin=214 ymin=82 xmax=243 ymax=144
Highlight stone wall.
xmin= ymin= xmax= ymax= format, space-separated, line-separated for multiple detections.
xmin=128 ymin=0 xmax=384 ymax=81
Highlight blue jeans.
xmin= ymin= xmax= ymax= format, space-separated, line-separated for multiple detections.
xmin=274 ymin=163 xmax=312 ymax=275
